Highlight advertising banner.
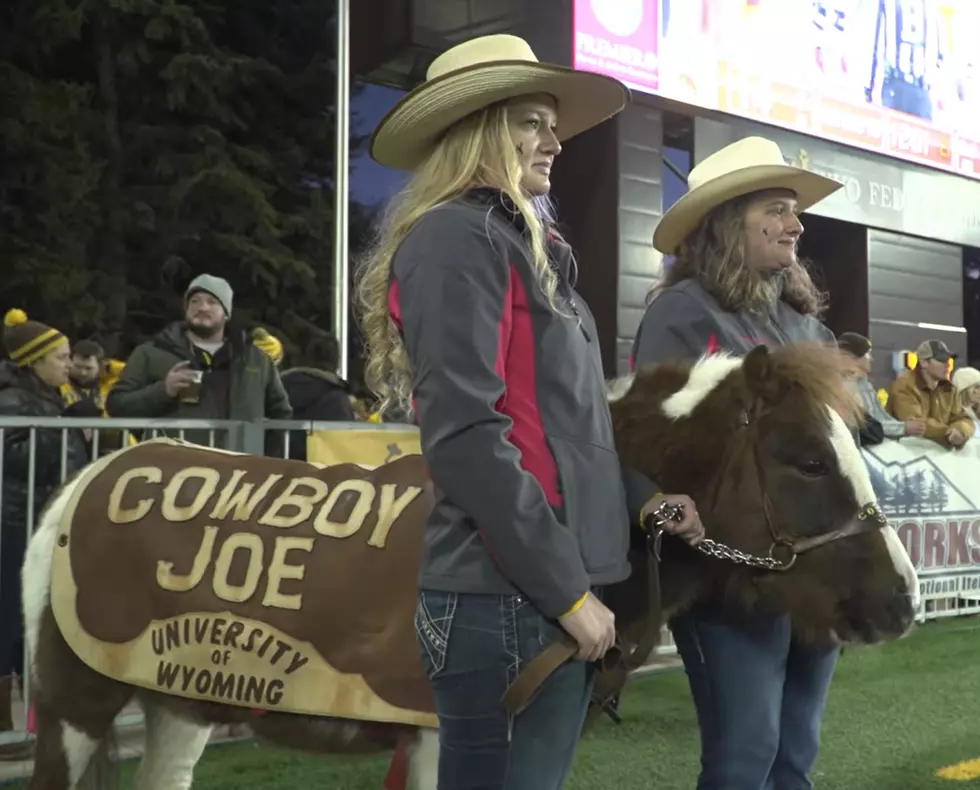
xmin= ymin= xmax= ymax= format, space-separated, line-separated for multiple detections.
xmin=865 ymin=437 xmax=980 ymax=600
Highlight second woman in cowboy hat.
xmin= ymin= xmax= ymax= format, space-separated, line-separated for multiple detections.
xmin=632 ymin=136 xmax=845 ymax=789
xmin=358 ymin=33 xmax=704 ymax=788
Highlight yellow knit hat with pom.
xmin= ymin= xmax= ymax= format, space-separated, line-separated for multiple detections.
xmin=3 ymin=308 xmax=68 ymax=367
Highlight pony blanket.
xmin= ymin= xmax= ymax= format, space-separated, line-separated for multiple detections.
xmin=49 ymin=438 xmax=438 ymax=728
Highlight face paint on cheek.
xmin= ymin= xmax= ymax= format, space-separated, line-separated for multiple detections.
xmin=516 ymin=143 xmax=524 ymax=155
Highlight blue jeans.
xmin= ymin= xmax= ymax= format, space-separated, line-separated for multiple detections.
xmin=671 ymin=607 xmax=839 ymax=790
xmin=415 ymin=590 xmax=594 ymax=790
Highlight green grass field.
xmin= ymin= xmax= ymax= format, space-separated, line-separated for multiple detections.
xmin=16 ymin=616 xmax=980 ymax=788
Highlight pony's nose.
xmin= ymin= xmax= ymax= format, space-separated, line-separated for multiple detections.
xmin=889 ymin=583 xmax=917 ymax=635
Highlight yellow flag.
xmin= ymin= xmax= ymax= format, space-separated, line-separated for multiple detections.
xmin=306 ymin=427 xmax=421 ymax=468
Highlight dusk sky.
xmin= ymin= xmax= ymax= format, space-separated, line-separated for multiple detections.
xmin=350 ymin=82 xmax=409 ymax=207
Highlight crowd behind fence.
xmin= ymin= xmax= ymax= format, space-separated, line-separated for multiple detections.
xmin=0 ymin=417 xmax=969 ymax=749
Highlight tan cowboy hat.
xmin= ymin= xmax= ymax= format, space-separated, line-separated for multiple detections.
xmin=652 ymin=137 xmax=843 ymax=255
xmin=370 ymin=34 xmax=630 ymax=171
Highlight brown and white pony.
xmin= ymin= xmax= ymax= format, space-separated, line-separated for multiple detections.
xmin=605 ymin=343 xmax=918 ymax=654
xmin=20 ymin=343 xmax=917 ymax=790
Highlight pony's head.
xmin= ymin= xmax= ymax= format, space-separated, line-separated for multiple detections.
xmin=611 ymin=343 xmax=918 ymax=645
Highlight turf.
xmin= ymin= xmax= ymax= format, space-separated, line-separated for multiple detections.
xmin=13 ymin=616 xmax=980 ymax=788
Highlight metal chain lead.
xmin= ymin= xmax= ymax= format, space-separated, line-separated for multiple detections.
xmin=648 ymin=500 xmax=789 ymax=571
xmin=692 ymin=537 xmax=787 ymax=571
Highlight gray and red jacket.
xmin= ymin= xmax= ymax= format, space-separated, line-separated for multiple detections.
xmin=389 ymin=189 xmax=651 ymax=618
xmin=631 ymin=278 xmax=836 ymax=369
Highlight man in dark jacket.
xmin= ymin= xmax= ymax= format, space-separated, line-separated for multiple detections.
xmin=107 ymin=274 xmax=292 ymax=446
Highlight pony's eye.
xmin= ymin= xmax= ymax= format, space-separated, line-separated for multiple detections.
xmin=800 ymin=460 xmax=829 ymax=477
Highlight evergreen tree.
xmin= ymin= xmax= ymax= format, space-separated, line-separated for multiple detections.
xmin=0 ymin=0 xmax=102 ymax=329
xmin=911 ymin=468 xmax=928 ymax=513
xmin=896 ymin=469 xmax=915 ymax=515
xmin=1 ymin=0 xmax=375 ymax=362
xmin=930 ymin=470 xmax=949 ymax=513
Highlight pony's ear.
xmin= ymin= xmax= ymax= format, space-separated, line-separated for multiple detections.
xmin=742 ymin=344 xmax=779 ymax=401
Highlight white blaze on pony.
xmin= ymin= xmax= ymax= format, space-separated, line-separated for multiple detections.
xmin=624 ymin=350 xmax=920 ymax=611
xmin=824 ymin=406 xmax=920 ymax=609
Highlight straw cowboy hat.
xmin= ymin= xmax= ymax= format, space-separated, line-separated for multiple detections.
xmin=653 ymin=136 xmax=843 ymax=255
xmin=370 ymin=34 xmax=630 ymax=170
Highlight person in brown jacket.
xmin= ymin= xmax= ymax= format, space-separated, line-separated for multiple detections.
xmin=888 ymin=339 xmax=974 ymax=449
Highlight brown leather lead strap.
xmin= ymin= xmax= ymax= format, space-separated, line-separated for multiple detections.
xmin=501 ymin=519 xmax=665 ymax=717
xmin=622 ymin=533 xmax=663 ymax=673
xmin=500 ymin=638 xmax=578 ymax=716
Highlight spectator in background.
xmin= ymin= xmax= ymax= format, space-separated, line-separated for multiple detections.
xmin=837 ymin=332 xmax=925 ymax=442
xmin=888 ymin=339 xmax=974 ymax=450
xmin=106 ymin=274 xmax=291 ymax=447
xmin=0 ymin=309 xmax=90 ymax=759
xmin=62 ymin=339 xmax=106 ymax=411
xmin=280 ymin=333 xmax=355 ymax=460
xmin=61 ymin=339 xmax=135 ymax=454
xmin=952 ymin=366 xmax=980 ymax=435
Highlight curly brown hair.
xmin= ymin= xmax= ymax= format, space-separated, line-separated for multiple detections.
xmin=650 ymin=192 xmax=827 ymax=318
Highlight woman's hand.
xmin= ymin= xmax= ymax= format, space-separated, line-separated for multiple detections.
xmin=557 ymin=592 xmax=616 ymax=662
xmin=640 ymin=493 xmax=705 ymax=546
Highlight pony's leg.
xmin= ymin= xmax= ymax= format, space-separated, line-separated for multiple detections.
xmin=28 ymin=692 xmax=130 ymax=790
xmin=132 ymin=701 xmax=212 ymax=790
xmin=27 ymin=712 xmax=101 ymax=790
xmin=28 ymin=614 xmax=133 ymax=790
xmin=406 ymin=727 xmax=439 ymax=790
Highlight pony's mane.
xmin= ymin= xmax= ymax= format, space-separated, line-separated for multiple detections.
xmin=608 ymin=343 xmax=862 ymax=426
xmin=763 ymin=342 xmax=863 ymax=427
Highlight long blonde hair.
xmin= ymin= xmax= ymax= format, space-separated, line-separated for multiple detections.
xmin=649 ymin=193 xmax=827 ymax=317
xmin=356 ymin=103 xmax=560 ymax=415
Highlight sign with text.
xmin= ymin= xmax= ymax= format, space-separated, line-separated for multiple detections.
xmin=573 ymin=0 xmax=659 ymax=94
xmin=50 ymin=438 xmax=438 ymax=728
xmin=575 ymin=0 xmax=980 ymax=183
xmin=864 ymin=437 xmax=980 ymax=600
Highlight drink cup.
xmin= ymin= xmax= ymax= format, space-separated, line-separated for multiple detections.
xmin=181 ymin=370 xmax=204 ymax=404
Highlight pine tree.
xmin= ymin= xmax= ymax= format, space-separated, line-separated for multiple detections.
xmin=0 ymin=0 xmax=102 ymax=329
xmin=930 ymin=470 xmax=949 ymax=513
xmin=911 ymin=469 xmax=928 ymax=514
xmin=2 ymin=0 xmax=375 ymax=358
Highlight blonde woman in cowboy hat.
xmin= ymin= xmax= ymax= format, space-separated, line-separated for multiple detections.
xmin=357 ymin=34 xmax=704 ymax=787
xmin=632 ymin=137 xmax=846 ymax=790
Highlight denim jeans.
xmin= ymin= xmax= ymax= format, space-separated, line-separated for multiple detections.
xmin=671 ymin=607 xmax=839 ymax=790
xmin=415 ymin=589 xmax=594 ymax=790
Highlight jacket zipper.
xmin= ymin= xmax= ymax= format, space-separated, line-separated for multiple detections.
xmin=548 ymin=261 xmax=592 ymax=343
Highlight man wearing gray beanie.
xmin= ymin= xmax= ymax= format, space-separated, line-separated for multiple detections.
xmin=107 ymin=272 xmax=291 ymax=445
xmin=186 ymin=273 xmax=234 ymax=318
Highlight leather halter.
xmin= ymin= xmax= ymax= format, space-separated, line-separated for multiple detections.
xmin=704 ymin=402 xmax=888 ymax=573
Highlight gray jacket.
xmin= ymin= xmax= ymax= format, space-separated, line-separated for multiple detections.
xmin=391 ymin=190 xmax=648 ymax=618
xmin=631 ymin=278 xmax=836 ymax=367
